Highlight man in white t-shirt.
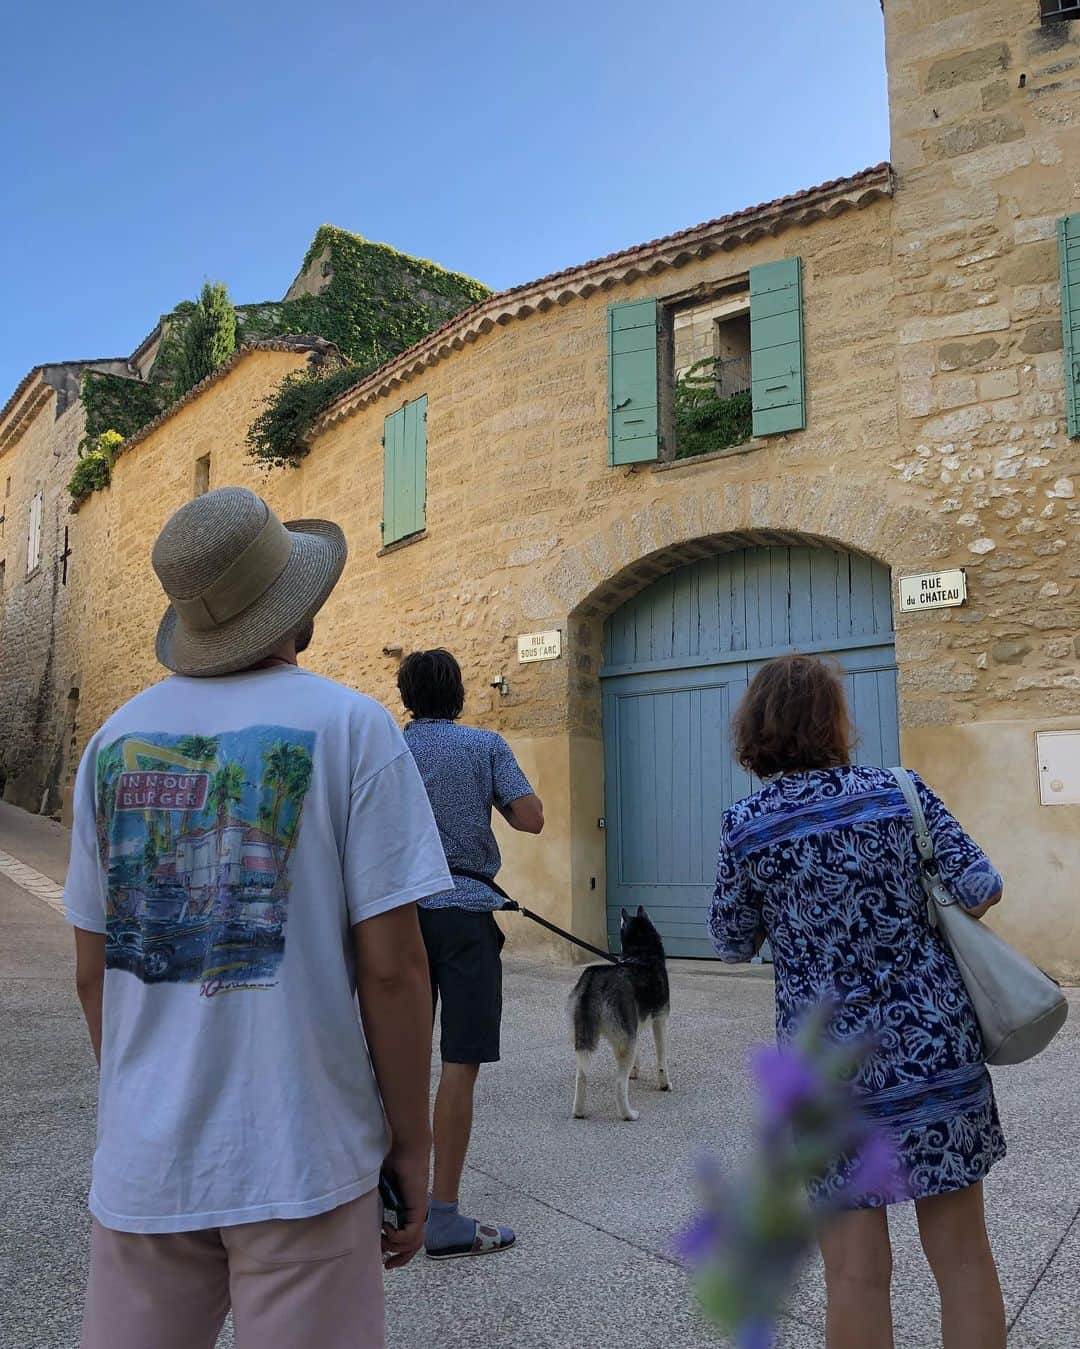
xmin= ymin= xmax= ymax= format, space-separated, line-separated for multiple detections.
xmin=65 ymin=487 xmax=452 ymax=1349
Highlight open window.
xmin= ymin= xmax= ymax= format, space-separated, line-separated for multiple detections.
xmin=607 ymin=258 xmax=805 ymax=466
xmin=671 ymin=290 xmax=753 ymax=459
xmin=1041 ymin=0 xmax=1080 ymax=23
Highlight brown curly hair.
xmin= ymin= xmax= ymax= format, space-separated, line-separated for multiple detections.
xmin=733 ymin=654 xmax=853 ymax=779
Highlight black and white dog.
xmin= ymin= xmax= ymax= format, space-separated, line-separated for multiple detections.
xmin=568 ymin=906 xmax=671 ymax=1121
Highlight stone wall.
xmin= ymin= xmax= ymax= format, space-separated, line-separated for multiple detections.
xmin=673 ymin=298 xmax=751 ymax=379
xmin=885 ymin=0 xmax=1080 ymax=724
xmin=72 ymin=349 xmax=311 ymax=734
xmin=0 ymin=386 xmax=86 ymax=813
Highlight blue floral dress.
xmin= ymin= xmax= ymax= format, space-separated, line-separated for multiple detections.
xmin=709 ymin=764 xmax=1006 ymax=1207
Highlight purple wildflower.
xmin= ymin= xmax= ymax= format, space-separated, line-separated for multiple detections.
xmin=845 ymin=1131 xmax=905 ymax=1203
xmin=737 ymin=1320 xmax=776 ymax=1349
xmin=749 ymin=1044 xmax=820 ymax=1127
xmin=672 ymin=1212 xmax=721 ymax=1267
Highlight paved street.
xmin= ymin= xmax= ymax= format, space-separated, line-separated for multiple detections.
xmin=1 ymin=797 xmax=1078 ymax=1349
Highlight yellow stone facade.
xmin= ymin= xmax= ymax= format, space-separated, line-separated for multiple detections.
xmin=5 ymin=0 xmax=1080 ymax=974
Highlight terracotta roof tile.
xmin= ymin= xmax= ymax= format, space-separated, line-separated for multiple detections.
xmin=316 ymin=163 xmax=894 ymax=431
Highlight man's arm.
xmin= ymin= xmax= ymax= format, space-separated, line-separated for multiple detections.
xmin=500 ymin=793 xmax=544 ymax=834
xmin=74 ymin=928 xmax=105 ymax=1065
xmin=352 ymin=902 xmax=433 ymax=1269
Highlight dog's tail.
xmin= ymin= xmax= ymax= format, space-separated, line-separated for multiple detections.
xmin=569 ymin=965 xmax=608 ymax=1053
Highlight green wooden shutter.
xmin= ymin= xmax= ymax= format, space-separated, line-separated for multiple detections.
xmin=1058 ymin=214 xmax=1080 ymax=438
xmin=749 ymin=257 xmax=806 ymax=436
xmin=381 ymin=395 xmax=427 ymax=545
xmin=608 ymin=299 xmax=660 ymax=464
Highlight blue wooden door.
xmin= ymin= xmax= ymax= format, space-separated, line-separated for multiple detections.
xmin=602 ymin=546 xmax=898 ymax=958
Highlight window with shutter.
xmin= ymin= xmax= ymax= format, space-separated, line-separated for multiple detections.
xmin=381 ymin=395 xmax=428 ymax=546
xmin=608 ymin=300 xmax=660 ymax=465
xmin=27 ymin=491 xmax=43 ymax=575
xmin=1058 ymin=214 xmax=1080 ymax=438
xmin=749 ymin=258 xmax=806 ymax=437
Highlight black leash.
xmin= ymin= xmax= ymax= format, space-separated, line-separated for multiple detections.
xmin=451 ymin=870 xmax=619 ymax=964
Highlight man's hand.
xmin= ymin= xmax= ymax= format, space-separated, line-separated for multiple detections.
xmin=381 ymin=1145 xmax=430 ymax=1269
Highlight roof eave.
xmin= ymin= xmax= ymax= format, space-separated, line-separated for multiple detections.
xmin=315 ymin=162 xmax=894 ymax=433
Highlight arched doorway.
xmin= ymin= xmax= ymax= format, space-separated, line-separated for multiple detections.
xmin=601 ymin=543 xmax=898 ymax=957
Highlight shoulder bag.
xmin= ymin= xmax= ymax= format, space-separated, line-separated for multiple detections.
xmin=889 ymin=767 xmax=1068 ymax=1067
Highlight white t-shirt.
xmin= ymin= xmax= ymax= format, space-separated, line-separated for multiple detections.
xmin=64 ymin=665 xmax=451 ymax=1234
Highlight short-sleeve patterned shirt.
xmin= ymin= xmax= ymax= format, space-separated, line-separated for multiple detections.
xmin=709 ymin=764 xmax=1007 ymax=1205
xmin=403 ymin=719 xmax=534 ymax=911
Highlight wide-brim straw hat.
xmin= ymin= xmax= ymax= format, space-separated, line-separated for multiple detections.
xmin=152 ymin=486 xmax=347 ymax=677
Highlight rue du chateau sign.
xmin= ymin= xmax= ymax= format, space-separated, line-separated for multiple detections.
xmin=898 ymin=568 xmax=967 ymax=612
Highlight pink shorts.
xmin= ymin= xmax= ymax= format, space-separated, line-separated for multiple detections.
xmin=81 ymin=1189 xmax=384 ymax=1349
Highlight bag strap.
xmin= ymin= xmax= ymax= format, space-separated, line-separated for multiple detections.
xmin=887 ymin=767 xmax=935 ymax=868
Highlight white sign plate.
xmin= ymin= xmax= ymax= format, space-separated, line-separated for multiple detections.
xmin=517 ymin=630 xmax=562 ymax=663
xmin=898 ymin=569 xmax=967 ymax=612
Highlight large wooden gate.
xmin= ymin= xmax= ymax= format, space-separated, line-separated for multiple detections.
xmin=601 ymin=545 xmax=898 ymax=958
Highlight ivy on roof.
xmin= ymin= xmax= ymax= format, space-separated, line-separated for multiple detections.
xmin=69 ymin=227 xmax=490 ymax=499
xmin=245 ymin=226 xmax=490 ymax=467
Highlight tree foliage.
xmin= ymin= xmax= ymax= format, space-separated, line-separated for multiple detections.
xmin=172 ymin=282 xmax=238 ymax=399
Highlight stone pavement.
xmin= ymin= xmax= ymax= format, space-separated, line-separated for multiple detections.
xmin=1 ymin=797 xmax=1077 ymax=1349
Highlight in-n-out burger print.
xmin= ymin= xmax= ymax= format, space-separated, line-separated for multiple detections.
xmin=115 ymin=771 xmax=210 ymax=812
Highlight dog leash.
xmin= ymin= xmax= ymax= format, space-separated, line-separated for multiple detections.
xmin=450 ymin=870 xmax=620 ymax=964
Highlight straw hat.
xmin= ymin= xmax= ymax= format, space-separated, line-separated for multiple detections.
xmin=151 ymin=487 xmax=347 ymax=677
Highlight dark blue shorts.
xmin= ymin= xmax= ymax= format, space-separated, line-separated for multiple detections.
xmin=418 ymin=906 xmax=505 ymax=1064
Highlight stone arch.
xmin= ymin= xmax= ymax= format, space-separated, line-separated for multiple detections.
xmin=530 ymin=475 xmax=950 ymax=734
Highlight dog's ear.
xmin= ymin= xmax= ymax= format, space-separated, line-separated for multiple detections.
xmin=637 ymin=905 xmax=646 ymax=918
xmin=620 ymin=907 xmax=628 ymax=921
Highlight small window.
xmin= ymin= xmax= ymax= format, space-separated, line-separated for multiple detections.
xmin=27 ymin=491 xmax=43 ymax=575
xmin=194 ymin=454 xmax=211 ymax=496
xmin=1041 ymin=0 xmax=1080 ymax=22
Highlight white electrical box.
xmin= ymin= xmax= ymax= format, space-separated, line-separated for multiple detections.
xmin=1036 ymin=731 xmax=1080 ymax=806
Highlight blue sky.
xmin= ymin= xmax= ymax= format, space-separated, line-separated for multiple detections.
xmin=0 ymin=0 xmax=889 ymax=397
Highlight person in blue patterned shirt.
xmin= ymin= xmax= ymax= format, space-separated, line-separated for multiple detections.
xmin=710 ymin=654 xmax=1006 ymax=1349
xmin=398 ymin=649 xmax=544 ymax=1259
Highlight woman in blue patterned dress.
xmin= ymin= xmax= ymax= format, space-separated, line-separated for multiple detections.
xmin=710 ymin=654 xmax=1006 ymax=1349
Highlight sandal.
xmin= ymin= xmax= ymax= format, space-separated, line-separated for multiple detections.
xmin=425 ymin=1220 xmax=516 ymax=1260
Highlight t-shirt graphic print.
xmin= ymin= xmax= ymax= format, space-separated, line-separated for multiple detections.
xmin=97 ymin=725 xmax=316 ymax=993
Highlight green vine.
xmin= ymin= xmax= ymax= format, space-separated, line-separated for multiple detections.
xmin=69 ymin=226 xmax=489 ymax=498
xmin=674 ymin=358 xmax=754 ymax=459
xmin=245 ymin=226 xmax=490 ymax=467
xmin=81 ymin=371 xmax=165 ymax=448
xmin=68 ymin=430 xmax=123 ymax=503
xmin=246 ymin=364 xmax=374 ymax=469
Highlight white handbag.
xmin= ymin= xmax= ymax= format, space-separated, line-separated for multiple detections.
xmin=890 ymin=767 xmax=1068 ymax=1067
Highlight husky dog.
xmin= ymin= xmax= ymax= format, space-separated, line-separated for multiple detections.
xmin=569 ymin=906 xmax=671 ymax=1121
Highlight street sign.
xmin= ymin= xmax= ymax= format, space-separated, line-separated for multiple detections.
xmin=517 ymin=630 xmax=562 ymax=663
xmin=898 ymin=569 xmax=967 ymax=612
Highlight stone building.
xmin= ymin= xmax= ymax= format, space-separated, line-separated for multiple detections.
xmin=0 ymin=231 xmax=487 ymax=813
xmin=3 ymin=0 xmax=1079 ymax=975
